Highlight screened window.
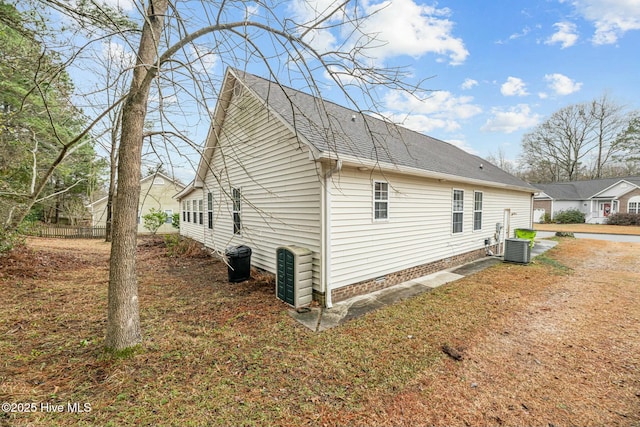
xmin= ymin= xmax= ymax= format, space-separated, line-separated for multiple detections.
xmin=374 ymin=181 xmax=389 ymax=220
xmin=232 ymin=188 xmax=242 ymax=234
xmin=473 ymin=191 xmax=483 ymax=231
xmin=207 ymin=193 xmax=213 ymax=229
xmin=452 ymin=189 xmax=464 ymax=233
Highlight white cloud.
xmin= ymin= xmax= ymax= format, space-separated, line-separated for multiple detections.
xmin=509 ymin=26 xmax=531 ymax=40
xmin=382 ymin=89 xmax=482 ymax=133
xmin=290 ymin=0 xmax=469 ymax=65
xmin=481 ymin=104 xmax=540 ymax=133
xmin=568 ymin=0 xmax=640 ymax=44
xmin=385 ymin=90 xmax=482 ymax=119
xmin=189 ymin=44 xmax=218 ymax=74
xmin=544 ymin=73 xmax=583 ymax=95
xmin=102 ymin=41 xmax=135 ymax=69
xmin=461 ymin=78 xmax=478 ymax=90
xmin=501 ymin=77 xmax=529 ymax=96
xmin=102 ymin=0 xmax=135 ymax=11
xmin=545 ymin=21 xmax=579 ymax=48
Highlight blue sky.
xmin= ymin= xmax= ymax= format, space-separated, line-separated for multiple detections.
xmin=316 ymin=0 xmax=640 ymax=164
xmin=81 ymin=0 xmax=640 ymax=180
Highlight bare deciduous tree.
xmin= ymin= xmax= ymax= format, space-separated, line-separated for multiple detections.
xmin=32 ymin=0 xmax=431 ymax=351
xmin=520 ymin=95 xmax=638 ymax=183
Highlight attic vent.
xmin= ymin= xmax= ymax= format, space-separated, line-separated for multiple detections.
xmin=233 ymin=81 xmax=244 ymax=98
xmin=153 ymin=177 xmax=165 ymax=185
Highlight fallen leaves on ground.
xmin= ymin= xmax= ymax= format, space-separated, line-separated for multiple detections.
xmin=0 ymin=236 xmax=638 ymax=426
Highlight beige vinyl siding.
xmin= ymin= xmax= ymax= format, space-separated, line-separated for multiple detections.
xmin=179 ymin=189 xmax=206 ymax=241
xmin=200 ymin=89 xmax=323 ymax=289
xmin=329 ymin=167 xmax=532 ymax=289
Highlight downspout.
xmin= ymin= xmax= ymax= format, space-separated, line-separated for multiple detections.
xmin=323 ymin=159 xmax=342 ymax=309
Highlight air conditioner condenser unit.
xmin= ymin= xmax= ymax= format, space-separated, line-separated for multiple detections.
xmin=504 ymin=238 xmax=531 ymax=264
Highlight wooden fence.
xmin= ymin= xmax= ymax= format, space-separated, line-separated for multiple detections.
xmin=27 ymin=225 xmax=107 ymax=239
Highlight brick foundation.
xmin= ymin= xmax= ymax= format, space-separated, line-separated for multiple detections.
xmin=329 ymin=246 xmax=496 ymax=304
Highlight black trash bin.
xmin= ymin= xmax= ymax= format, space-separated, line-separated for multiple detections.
xmin=225 ymin=245 xmax=252 ymax=282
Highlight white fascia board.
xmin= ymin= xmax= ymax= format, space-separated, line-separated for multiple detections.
xmin=316 ymin=152 xmax=535 ymax=194
xmin=174 ymin=182 xmax=200 ymax=200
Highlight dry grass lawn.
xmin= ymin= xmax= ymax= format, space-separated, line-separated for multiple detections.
xmin=1 ymin=235 xmax=639 ymax=426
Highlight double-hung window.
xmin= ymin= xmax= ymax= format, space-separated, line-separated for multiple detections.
xmin=198 ymin=200 xmax=203 ymax=225
xmin=186 ymin=200 xmax=191 ymax=223
xmin=232 ymin=187 xmax=242 ymax=234
xmin=452 ymin=189 xmax=464 ymax=233
xmin=164 ymin=209 xmax=173 ymax=224
xmin=473 ymin=191 xmax=483 ymax=231
xmin=629 ymin=197 xmax=640 ymax=214
xmin=374 ymin=181 xmax=389 ymax=220
xmin=207 ymin=193 xmax=213 ymax=229
xmin=192 ymin=200 xmax=197 ymax=224
xmin=182 ymin=201 xmax=186 ymax=222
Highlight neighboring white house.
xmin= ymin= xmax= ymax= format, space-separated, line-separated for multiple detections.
xmin=89 ymin=171 xmax=185 ymax=234
xmin=177 ymin=68 xmax=536 ymax=306
xmin=533 ymin=177 xmax=640 ymax=224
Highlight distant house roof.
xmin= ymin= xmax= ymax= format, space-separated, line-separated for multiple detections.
xmin=192 ymin=68 xmax=535 ymax=193
xmin=533 ymin=177 xmax=640 ymax=200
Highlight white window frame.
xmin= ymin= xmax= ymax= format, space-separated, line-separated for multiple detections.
xmin=164 ymin=209 xmax=173 ymax=224
xmin=452 ymin=189 xmax=464 ymax=234
xmin=207 ymin=192 xmax=213 ymax=229
xmin=628 ymin=196 xmax=640 ymax=214
xmin=373 ymin=181 xmax=389 ymax=221
xmin=473 ymin=191 xmax=483 ymax=231
xmin=232 ymin=187 xmax=242 ymax=235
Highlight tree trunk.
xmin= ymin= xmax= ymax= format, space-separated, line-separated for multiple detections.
xmin=105 ymin=0 xmax=168 ymax=351
xmin=105 ymin=105 xmax=122 ymax=243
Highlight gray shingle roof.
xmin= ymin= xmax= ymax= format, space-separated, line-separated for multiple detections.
xmin=233 ymin=69 xmax=535 ymax=192
xmin=534 ymin=177 xmax=640 ymax=199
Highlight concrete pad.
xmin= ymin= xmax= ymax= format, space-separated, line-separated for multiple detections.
xmin=411 ymin=271 xmax=464 ymax=288
xmin=288 ymin=307 xmax=321 ymax=331
xmin=289 ymin=239 xmax=559 ymax=332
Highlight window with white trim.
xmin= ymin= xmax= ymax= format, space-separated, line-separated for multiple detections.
xmin=198 ymin=200 xmax=203 ymax=225
xmin=207 ymin=193 xmax=213 ymax=229
xmin=164 ymin=209 xmax=173 ymax=224
xmin=452 ymin=189 xmax=464 ymax=233
xmin=374 ymin=181 xmax=389 ymax=220
xmin=182 ymin=201 xmax=186 ymax=221
xmin=473 ymin=191 xmax=483 ymax=231
xmin=186 ymin=200 xmax=191 ymax=223
xmin=192 ymin=199 xmax=197 ymax=223
xmin=629 ymin=196 xmax=640 ymax=214
xmin=232 ymin=187 xmax=242 ymax=234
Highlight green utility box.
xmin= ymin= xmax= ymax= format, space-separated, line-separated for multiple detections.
xmin=514 ymin=228 xmax=537 ymax=248
xmin=276 ymin=246 xmax=313 ymax=308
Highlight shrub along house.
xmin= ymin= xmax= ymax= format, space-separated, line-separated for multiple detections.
xmin=178 ymin=68 xmax=536 ymax=307
xmin=533 ymin=177 xmax=640 ymax=224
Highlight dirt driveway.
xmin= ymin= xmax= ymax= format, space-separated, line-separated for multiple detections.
xmin=368 ymin=237 xmax=640 ymax=426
